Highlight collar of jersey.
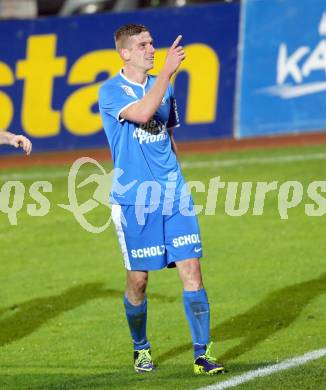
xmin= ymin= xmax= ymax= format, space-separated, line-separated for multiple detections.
xmin=119 ymin=69 xmax=149 ymax=88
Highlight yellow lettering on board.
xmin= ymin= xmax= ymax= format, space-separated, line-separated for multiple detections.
xmin=63 ymin=50 xmax=121 ymax=135
xmin=0 ymin=62 xmax=14 ymax=130
xmin=152 ymin=44 xmax=219 ymax=123
xmin=16 ymin=35 xmax=66 ymax=137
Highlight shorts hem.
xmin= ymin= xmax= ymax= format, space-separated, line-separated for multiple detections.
xmin=168 ymin=254 xmax=203 ymax=266
xmin=124 ymin=263 xmax=167 ymax=271
xmin=125 ymin=254 xmax=202 ymax=271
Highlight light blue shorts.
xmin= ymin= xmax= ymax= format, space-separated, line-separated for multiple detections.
xmin=111 ymin=197 xmax=202 ymax=271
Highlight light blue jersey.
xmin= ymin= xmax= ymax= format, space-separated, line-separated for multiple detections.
xmin=99 ymin=70 xmax=186 ymax=206
xmin=99 ymin=70 xmax=201 ymax=270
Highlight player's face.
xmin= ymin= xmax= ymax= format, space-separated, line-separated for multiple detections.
xmin=127 ymin=32 xmax=155 ymax=71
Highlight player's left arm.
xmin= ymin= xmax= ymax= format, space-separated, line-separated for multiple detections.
xmin=168 ymin=128 xmax=178 ymax=157
xmin=0 ymin=131 xmax=32 ymax=155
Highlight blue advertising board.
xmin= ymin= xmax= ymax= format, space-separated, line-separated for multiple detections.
xmin=236 ymin=0 xmax=326 ymax=138
xmin=0 ymin=3 xmax=239 ymax=154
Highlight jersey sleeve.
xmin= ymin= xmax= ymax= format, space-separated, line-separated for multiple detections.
xmin=99 ymin=83 xmax=139 ymax=122
xmin=166 ymin=83 xmax=180 ymax=129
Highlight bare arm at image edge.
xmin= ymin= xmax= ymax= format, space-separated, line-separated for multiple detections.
xmin=0 ymin=131 xmax=32 ymax=155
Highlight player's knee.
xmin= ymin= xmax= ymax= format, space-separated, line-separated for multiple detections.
xmin=183 ymin=269 xmax=203 ymax=291
xmin=128 ymin=274 xmax=148 ymax=294
xmin=133 ymin=278 xmax=148 ymax=294
xmin=126 ymin=277 xmax=148 ymax=304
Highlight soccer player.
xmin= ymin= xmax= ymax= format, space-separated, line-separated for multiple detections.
xmin=0 ymin=130 xmax=32 ymax=155
xmin=99 ymin=24 xmax=224 ymax=375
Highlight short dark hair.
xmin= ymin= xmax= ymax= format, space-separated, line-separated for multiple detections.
xmin=114 ymin=24 xmax=149 ymax=50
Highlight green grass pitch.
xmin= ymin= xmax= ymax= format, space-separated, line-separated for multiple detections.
xmin=0 ymin=144 xmax=325 ymax=389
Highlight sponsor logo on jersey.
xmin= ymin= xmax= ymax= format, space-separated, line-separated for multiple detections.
xmin=140 ymin=118 xmax=165 ymax=134
xmin=172 ymin=234 xmax=201 ymax=248
xmin=133 ymin=118 xmax=167 ymax=144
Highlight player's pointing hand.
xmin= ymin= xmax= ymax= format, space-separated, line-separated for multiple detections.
xmin=164 ymin=35 xmax=185 ymax=76
xmin=171 ymin=35 xmax=183 ymax=49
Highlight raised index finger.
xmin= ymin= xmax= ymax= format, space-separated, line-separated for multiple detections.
xmin=171 ymin=35 xmax=182 ymax=49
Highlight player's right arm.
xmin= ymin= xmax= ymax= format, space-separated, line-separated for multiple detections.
xmin=120 ymin=35 xmax=185 ymax=124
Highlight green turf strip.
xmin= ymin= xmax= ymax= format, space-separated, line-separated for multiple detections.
xmin=0 ymin=144 xmax=325 ymax=389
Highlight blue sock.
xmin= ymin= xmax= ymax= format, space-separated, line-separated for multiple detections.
xmin=183 ymin=288 xmax=210 ymax=359
xmin=124 ymin=295 xmax=150 ymax=351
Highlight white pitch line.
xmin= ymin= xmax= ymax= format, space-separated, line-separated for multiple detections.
xmin=0 ymin=168 xmax=95 ymax=181
xmin=0 ymin=152 xmax=326 ymax=181
xmin=181 ymin=152 xmax=326 ymax=169
xmin=0 ymin=170 xmax=70 ymax=181
xmin=198 ymin=348 xmax=326 ymax=390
